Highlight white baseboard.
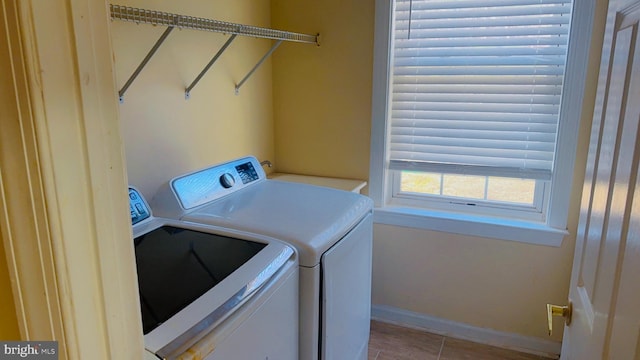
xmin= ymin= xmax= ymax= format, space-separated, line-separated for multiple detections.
xmin=371 ymin=304 xmax=561 ymax=359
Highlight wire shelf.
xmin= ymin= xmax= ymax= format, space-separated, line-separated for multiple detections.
xmin=110 ymin=4 xmax=318 ymax=44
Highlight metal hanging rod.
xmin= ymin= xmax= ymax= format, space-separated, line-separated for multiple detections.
xmin=110 ymin=4 xmax=319 ymax=100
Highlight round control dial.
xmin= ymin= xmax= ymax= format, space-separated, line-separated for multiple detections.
xmin=219 ymin=173 xmax=236 ymax=188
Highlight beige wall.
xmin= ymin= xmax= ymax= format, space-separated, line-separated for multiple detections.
xmin=111 ymin=0 xmax=276 ymax=199
xmin=271 ymin=0 xmax=605 ymax=343
xmin=271 ymin=0 xmax=374 ymax=180
xmin=372 ymin=225 xmax=577 ymax=341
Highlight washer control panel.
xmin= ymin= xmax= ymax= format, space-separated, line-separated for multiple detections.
xmin=171 ymin=156 xmax=267 ymax=210
xmin=129 ymin=187 xmax=151 ymax=225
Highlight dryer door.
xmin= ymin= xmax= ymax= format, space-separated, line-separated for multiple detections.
xmin=321 ymin=214 xmax=373 ymax=360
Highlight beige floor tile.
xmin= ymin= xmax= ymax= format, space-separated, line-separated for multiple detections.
xmin=439 ymin=337 xmax=550 ymax=360
xmin=369 ymin=321 xmax=443 ymax=360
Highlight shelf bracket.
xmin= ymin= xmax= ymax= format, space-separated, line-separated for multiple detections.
xmin=235 ymin=40 xmax=283 ymax=95
xmin=118 ymin=26 xmax=174 ymax=103
xmin=185 ymin=34 xmax=238 ymax=99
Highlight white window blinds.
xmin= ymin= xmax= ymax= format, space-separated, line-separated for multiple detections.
xmin=389 ymin=0 xmax=573 ymax=180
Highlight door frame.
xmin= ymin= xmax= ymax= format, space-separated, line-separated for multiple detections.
xmin=0 ymin=0 xmax=143 ymax=358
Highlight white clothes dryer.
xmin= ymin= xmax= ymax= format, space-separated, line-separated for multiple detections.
xmin=152 ymin=156 xmax=374 ymax=360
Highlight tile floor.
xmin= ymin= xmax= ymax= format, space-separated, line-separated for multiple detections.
xmin=368 ymin=320 xmax=552 ymax=360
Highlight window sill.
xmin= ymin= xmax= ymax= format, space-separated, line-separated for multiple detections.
xmin=373 ymin=206 xmax=568 ymax=246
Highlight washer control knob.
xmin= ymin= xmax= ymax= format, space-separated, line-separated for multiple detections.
xmin=219 ymin=173 xmax=236 ymax=188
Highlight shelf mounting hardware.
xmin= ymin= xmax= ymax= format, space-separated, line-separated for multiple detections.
xmin=235 ymin=40 xmax=283 ymax=95
xmin=118 ymin=25 xmax=174 ymax=103
xmin=185 ymin=34 xmax=237 ymax=99
xmin=110 ymin=4 xmax=319 ymax=100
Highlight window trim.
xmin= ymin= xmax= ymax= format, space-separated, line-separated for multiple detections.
xmin=372 ymin=207 xmax=568 ymax=246
xmin=369 ymin=0 xmax=597 ymax=246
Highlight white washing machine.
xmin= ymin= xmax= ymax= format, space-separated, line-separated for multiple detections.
xmin=152 ymin=156 xmax=374 ymax=360
xmin=129 ymin=187 xmax=299 ymax=359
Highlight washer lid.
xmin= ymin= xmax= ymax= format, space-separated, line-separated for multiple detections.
xmin=133 ymin=218 xmax=295 ymax=359
xmin=183 ymin=180 xmax=373 ymax=267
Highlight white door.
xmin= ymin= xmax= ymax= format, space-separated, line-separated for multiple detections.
xmin=561 ymin=0 xmax=640 ymax=358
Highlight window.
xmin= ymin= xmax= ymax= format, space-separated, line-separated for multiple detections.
xmin=370 ymin=0 xmax=596 ymax=244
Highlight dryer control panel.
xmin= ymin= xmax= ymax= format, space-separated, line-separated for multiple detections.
xmin=235 ymin=161 xmax=260 ymax=184
xmin=170 ymin=156 xmax=266 ymax=210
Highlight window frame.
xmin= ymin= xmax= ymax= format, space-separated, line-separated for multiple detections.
xmin=390 ymin=171 xmax=550 ymax=222
xmin=369 ymin=0 xmax=597 ymax=246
